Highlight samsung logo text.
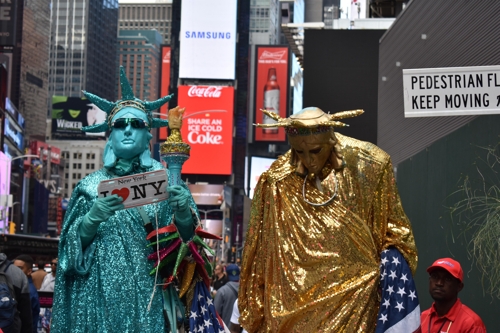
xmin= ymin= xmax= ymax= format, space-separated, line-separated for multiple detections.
xmin=185 ymin=31 xmax=231 ymax=39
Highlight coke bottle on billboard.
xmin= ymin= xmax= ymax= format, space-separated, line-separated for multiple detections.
xmin=262 ymin=68 xmax=279 ymax=134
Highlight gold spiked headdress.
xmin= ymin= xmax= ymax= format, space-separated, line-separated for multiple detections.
xmin=256 ymin=107 xmax=364 ymax=136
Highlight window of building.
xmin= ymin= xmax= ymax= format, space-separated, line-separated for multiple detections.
xmin=65 ymin=173 xmax=69 ymax=179
xmin=65 ymin=183 xmax=68 ymax=189
xmin=72 ymin=183 xmax=77 ymax=189
xmin=91 ymin=163 xmax=95 ymax=169
xmin=77 ymin=173 xmax=82 ymax=179
xmin=73 ymin=174 xmax=76 ymax=179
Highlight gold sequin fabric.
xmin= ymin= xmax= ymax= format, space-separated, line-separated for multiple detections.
xmin=239 ymin=133 xmax=417 ymax=333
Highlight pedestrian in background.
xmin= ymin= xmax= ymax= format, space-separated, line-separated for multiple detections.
xmin=214 ymin=264 xmax=240 ymax=327
xmin=212 ymin=264 xmax=228 ymax=296
xmin=421 ymin=258 xmax=486 ymax=333
xmin=31 ymin=262 xmax=47 ymax=291
xmin=0 ymin=253 xmax=33 ymax=333
xmin=229 ymin=299 xmax=248 ymax=333
xmin=40 ymin=258 xmax=57 ymax=292
xmin=13 ymin=255 xmax=40 ymax=333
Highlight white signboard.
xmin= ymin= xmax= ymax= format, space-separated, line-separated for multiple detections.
xmin=179 ymin=0 xmax=237 ymax=80
xmin=97 ymin=171 xmax=168 ymax=209
xmin=403 ymin=65 xmax=500 ymax=117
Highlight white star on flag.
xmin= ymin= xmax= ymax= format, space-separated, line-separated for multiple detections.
xmin=408 ymin=290 xmax=417 ymax=301
xmin=400 ymin=273 xmax=409 ymax=283
xmin=190 ymin=311 xmax=198 ymax=319
xmin=386 ymin=285 xmax=394 ymax=295
xmin=381 ymin=257 xmax=389 ymax=265
xmin=391 ymin=256 xmax=401 ymax=266
xmin=395 ymin=302 xmax=405 ymax=312
xmin=382 ymin=298 xmax=391 ymax=309
xmin=379 ymin=313 xmax=388 ymax=323
xmin=397 ymin=287 xmax=407 ymax=297
xmin=389 ymin=270 xmax=398 ymax=280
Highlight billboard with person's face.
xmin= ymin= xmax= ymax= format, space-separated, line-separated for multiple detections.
xmin=51 ymin=96 xmax=106 ymax=139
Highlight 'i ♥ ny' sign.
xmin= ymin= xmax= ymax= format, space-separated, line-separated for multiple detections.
xmin=97 ymin=171 xmax=169 ymax=209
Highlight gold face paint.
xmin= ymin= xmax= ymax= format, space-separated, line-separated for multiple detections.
xmin=289 ymin=131 xmax=333 ymax=176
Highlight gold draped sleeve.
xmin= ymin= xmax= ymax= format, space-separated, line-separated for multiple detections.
xmin=239 ymin=133 xmax=417 ymax=333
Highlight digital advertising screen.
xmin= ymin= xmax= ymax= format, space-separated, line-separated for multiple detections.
xmin=179 ymin=0 xmax=237 ymax=80
xmin=51 ymin=96 xmax=106 ymax=140
xmin=178 ymin=85 xmax=234 ymax=175
xmin=254 ymin=46 xmax=290 ymax=142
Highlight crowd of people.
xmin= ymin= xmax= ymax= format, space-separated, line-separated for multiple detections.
xmin=0 ymin=254 xmax=57 ymax=333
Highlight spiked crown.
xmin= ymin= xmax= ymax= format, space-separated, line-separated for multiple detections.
xmin=81 ymin=66 xmax=172 ymax=133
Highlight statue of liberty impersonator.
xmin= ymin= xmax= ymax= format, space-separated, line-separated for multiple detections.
xmin=51 ymin=67 xmax=226 ymax=333
xmin=239 ymin=107 xmax=419 ymax=332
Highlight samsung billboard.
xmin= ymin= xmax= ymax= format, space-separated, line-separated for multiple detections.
xmin=179 ymin=0 xmax=237 ymax=80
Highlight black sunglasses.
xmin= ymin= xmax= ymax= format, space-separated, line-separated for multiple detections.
xmin=111 ymin=118 xmax=149 ymax=130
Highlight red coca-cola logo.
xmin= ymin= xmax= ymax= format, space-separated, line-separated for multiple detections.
xmin=188 ymin=86 xmax=223 ymax=98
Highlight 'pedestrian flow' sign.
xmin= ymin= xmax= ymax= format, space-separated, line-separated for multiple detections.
xmin=402 ymin=65 xmax=500 ymax=117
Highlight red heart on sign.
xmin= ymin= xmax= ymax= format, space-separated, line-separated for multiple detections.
xmin=112 ymin=188 xmax=130 ymax=201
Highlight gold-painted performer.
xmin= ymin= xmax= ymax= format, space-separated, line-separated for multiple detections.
xmin=239 ymin=107 xmax=418 ymax=332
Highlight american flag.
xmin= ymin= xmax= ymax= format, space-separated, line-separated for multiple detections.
xmin=189 ymin=281 xmax=226 ymax=333
xmin=375 ymin=247 xmax=421 ymax=333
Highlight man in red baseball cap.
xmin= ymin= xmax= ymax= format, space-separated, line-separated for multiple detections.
xmin=420 ymin=258 xmax=487 ymax=332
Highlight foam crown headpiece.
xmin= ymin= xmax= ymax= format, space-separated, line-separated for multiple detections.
xmin=255 ymin=107 xmax=364 ymax=136
xmin=81 ymin=66 xmax=171 ymax=133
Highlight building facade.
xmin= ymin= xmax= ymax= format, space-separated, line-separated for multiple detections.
xmin=117 ymin=30 xmax=162 ymax=101
xmin=250 ymin=0 xmax=280 ymax=45
xmin=47 ymin=140 xmax=106 ymax=199
xmin=48 ymin=0 xmax=119 ymax=110
xmin=2 ymin=0 xmax=51 ymax=142
xmin=118 ymin=1 xmax=172 ymax=45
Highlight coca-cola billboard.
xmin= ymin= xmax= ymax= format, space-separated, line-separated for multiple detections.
xmin=159 ymin=46 xmax=171 ymax=140
xmin=178 ymin=85 xmax=234 ymax=175
xmin=254 ymin=46 xmax=290 ymax=142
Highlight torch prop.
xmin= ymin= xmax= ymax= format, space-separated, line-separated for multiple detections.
xmin=160 ymin=107 xmax=190 ymax=185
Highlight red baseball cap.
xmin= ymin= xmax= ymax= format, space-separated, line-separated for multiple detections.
xmin=427 ymin=258 xmax=463 ymax=282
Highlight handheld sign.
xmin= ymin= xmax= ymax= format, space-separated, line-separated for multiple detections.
xmin=97 ymin=171 xmax=169 ymax=209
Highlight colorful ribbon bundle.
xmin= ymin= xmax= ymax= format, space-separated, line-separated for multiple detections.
xmin=146 ymin=221 xmax=224 ymax=331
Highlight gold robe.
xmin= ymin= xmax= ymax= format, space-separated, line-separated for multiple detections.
xmin=239 ymin=134 xmax=418 ymax=333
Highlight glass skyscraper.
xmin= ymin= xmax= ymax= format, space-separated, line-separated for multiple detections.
xmin=48 ymin=0 xmax=119 ymax=111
